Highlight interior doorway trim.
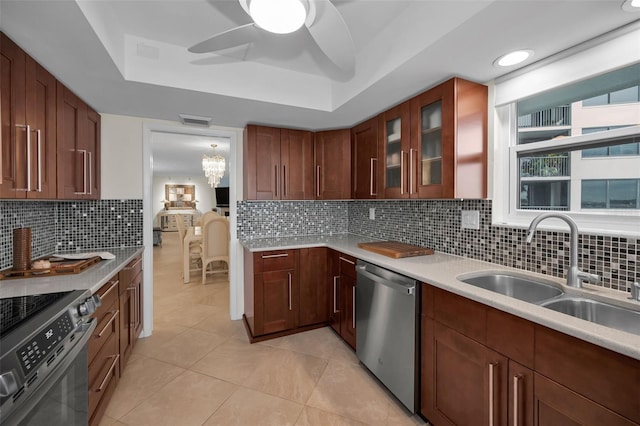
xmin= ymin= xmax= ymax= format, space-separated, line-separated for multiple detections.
xmin=142 ymin=122 xmax=243 ymax=338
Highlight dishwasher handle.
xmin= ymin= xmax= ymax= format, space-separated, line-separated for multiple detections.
xmin=356 ymin=266 xmax=416 ymax=295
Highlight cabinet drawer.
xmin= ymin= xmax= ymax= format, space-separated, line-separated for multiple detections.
xmin=92 ymin=277 xmax=119 ymax=320
xmin=535 ymin=325 xmax=640 ymax=424
xmin=338 ymin=253 xmax=357 ymax=279
xmin=255 ymin=250 xmax=297 ymax=272
xmin=88 ymin=308 xmax=119 ymax=365
xmin=433 ymin=287 xmax=486 ymax=344
xmin=119 ymin=256 xmax=142 ymax=294
xmin=88 ymin=332 xmax=119 ymax=419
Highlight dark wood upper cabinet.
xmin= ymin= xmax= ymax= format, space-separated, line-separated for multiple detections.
xmin=244 ymin=125 xmax=314 ymax=200
xmin=410 ymin=77 xmax=488 ymax=198
xmin=1 ymin=34 xmax=57 ymax=199
xmin=314 ymin=128 xmax=351 ymax=200
xmin=351 ymin=116 xmax=380 ymax=199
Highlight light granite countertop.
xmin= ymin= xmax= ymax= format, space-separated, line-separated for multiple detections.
xmin=0 ymin=247 xmax=144 ymax=299
xmin=241 ymin=234 xmax=640 ymax=361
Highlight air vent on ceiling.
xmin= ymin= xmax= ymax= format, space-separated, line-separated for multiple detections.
xmin=179 ymin=114 xmax=212 ymax=127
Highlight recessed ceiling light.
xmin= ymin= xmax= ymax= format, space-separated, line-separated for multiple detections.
xmin=493 ymin=50 xmax=533 ymax=67
xmin=622 ymin=0 xmax=640 ymax=12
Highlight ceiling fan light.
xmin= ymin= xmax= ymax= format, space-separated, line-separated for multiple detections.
xmin=249 ymin=0 xmax=306 ymax=34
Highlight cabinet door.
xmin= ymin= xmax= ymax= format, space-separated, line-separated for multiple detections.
xmin=328 ymin=249 xmax=341 ymax=334
xmin=422 ymin=321 xmax=508 ymax=426
xmin=340 ymin=272 xmax=356 ymax=349
xmin=351 ymin=117 xmax=379 ymax=199
xmin=57 ymin=82 xmax=87 ymax=199
xmin=131 ymin=271 xmax=144 ymax=342
xmin=244 ymin=125 xmax=281 ymax=200
xmin=118 ymin=286 xmax=132 ymax=374
xmin=299 ymin=247 xmax=328 ymax=327
xmin=25 ymin=57 xmax=57 ymax=199
xmin=84 ymin=106 xmax=100 ymax=199
xmin=314 ymin=129 xmax=351 ymax=199
xmin=255 ymin=269 xmax=298 ymax=335
xmin=509 ymin=361 xmax=534 ymax=426
xmin=533 ymin=374 xmax=636 ymax=426
xmin=281 ymin=129 xmax=314 ymax=200
xmin=380 ymin=102 xmax=411 ymax=199
xmin=0 ymin=33 xmax=27 ymax=198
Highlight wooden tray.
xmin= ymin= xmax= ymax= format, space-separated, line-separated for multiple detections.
xmin=0 ymin=256 xmax=102 ymax=280
xmin=358 ymin=241 xmax=434 ymax=259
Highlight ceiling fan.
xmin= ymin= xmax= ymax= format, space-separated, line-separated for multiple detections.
xmin=188 ymin=0 xmax=355 ymax=72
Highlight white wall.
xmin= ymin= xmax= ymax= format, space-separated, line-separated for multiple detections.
xmin=152 ymin=175 xmax=217 ymax=226
xmin=101 ymin=114 xmax=144 ymax=199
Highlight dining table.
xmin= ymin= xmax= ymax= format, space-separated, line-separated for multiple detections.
xmin=183 ymin=226 xmax=201 ymax=283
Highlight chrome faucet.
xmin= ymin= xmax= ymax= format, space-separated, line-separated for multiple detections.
xmin=525 ymin=213 xmax=599 ymax=288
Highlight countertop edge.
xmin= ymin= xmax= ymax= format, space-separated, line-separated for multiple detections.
xmin=240 ymin=235 xmax=640 ymax=361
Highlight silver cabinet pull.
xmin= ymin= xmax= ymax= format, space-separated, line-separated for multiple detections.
xmin=369 ymin=158 xmax=377 ymax=196
xmin=409 ymin=148 xmax=415 ymax=194
xmin=489 ymin=362 xmax=497 ymax=426
xmin=35 ymin=129 xmax=42 ymax=192
xmin=96 ymin=354 xmax=119 ymax=393
xmin=283 ymin=165 xmax=287 ymax=197
xmin=316 ymin=165 xmax=321 ymax=197
xmin=101 ymin=279 xmax=120 ymax=299
xmin=352 ymin=286 xmax=356 ymax=329
xmin=274 ymin=165 xmax=278 ymax=197
xmin=333 ymin=276 xmax=339 ymax=313
xmin=339 ymin=256 xmax=355 ymax=265
xmin=288 ymin=272 xmax=292 ymax=311
xmin=261 ymin=253 xmax=288 ymax=259
xmin=88 ymin=151 xmax=92 ymax=195
xmin=15 ymin=124 xmax=31 ymax=191
xmin=74 ymin=150 xmax=88 ymax=194
xmin=400 ymin=150 xmax=405 ymax=194
xmin=513 ymin=374 xmax=522 ymax=426
xmin=97 ymin=310 xmax=119 ymax=338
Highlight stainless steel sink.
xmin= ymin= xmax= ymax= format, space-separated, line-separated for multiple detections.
xmin=459 ymin=273 xmax=564 ymax=303
xmin=540 ymin=297 xmax=640 ymax=336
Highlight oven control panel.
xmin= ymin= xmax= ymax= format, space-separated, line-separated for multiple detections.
xmin=17 ymin=311 xmax=74 ymax=374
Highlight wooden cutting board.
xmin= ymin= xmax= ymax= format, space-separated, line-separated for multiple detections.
xmin=358 ymin=241 xmax=434 ymax=259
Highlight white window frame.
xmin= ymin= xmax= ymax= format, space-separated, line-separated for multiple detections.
xmin=492 ymin=23 xmax=640 ymax=238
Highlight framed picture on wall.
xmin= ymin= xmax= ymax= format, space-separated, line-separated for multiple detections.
xmin=165 ymin=184 xmax=196 ymax=209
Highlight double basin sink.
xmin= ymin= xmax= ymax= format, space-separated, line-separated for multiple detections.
xmin=458 ymin=272 xmax=640 ymax=336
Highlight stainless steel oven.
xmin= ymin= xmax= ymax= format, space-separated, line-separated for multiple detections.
xmin=0 ymin=289 xmax=100 ymax=425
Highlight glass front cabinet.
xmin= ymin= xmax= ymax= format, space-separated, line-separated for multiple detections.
xmin=379 ymin=77 xmax=487 ymax=199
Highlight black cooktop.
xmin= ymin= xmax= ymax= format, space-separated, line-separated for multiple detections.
xmin=0 ymin=292 xmax=72 ymax=336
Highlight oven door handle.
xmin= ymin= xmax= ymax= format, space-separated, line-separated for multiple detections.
xmin=3 ymin=318 xmax=97 ymax=425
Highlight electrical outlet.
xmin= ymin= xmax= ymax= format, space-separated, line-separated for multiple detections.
xmin=461 ymin=210 xmax=480 ymax=230
xmin=369 ymin=207 xmax=376 ymax=220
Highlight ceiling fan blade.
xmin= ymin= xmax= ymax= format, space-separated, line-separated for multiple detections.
xmin=306 ymin=0 xmax=355 ymax=72
xmin=188 ymin=23 xmax=263 ymax=54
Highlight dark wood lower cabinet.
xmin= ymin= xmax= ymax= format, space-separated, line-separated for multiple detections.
xmin=328 ymin=249 xmax=341 ymax=334
xmin=340 ymin=273 xmax=357 ymax=349
xmin=299 ymin=247 xmax=328 ymax=327
xmin=509 ymin=361 xmax=534 ymax=426
xmin=257 ymin=269 xmax=298 ymax=334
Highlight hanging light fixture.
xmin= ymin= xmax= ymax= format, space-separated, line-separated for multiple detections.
xmin=202 ymin=144 xmax=226 ymax=188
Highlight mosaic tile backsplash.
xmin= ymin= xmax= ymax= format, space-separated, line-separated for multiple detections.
xmin=0 ymin=200 xmax=143 ymax=270
xmin=238 ymin=199 xmax=638 ymax=294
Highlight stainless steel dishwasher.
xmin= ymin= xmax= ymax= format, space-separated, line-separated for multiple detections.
xmin=356 ymin=260 xmax=419 ymax=413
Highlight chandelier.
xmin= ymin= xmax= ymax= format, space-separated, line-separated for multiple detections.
xmin=202 ymin=144 xmax=225 ymax=188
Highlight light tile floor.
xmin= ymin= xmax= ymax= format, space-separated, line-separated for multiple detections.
xmin=100 ymin=232 xmax=426 ymax=426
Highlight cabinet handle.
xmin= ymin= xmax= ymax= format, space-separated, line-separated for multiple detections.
xmin=352 ymin=286 xmax=356 ymax=329
xmin=261 ymin=253 xmax=288 ymax=259
xmin=274 ymin=165 xmax=278 ymax=197
xmin=74 ymin=150 xmax=88 ymax=194
xmin=283 ymin=165 xmax=287 ymax=197
xmin=513 ymin=374 xmax=522 ymax=426
xmin=409 ymin=148 xmax=415 ymax=195
xmin=333 ymin=276 xmax=340 ymax=313
xmin=101 ymin=279 xmax=120 ymax=299
xmin=288 ymin=272 xmax=292 ymax=311
xmin=15 ymin=124 xmax=31 ymax=191
xmin=88 ymin=151 xmax=92 ymax=195
xmin=35 ymin=129 xmax=42 ymax=192
xmin=400 ymin=150 xmax=405 ymax=195
xmin=339 ymin=256 xmax=355 ymax=265
xmin=316 ymin=165 xmax=321 ymax=197
xmin=370 ymin=158 xmax=377 ymax=196
xmin=124 ymin=257 xmax=142 ymax=271
xmin=96 ymin=354 xmax=119 ymax=393
xmin=97 ymin=310 xmax=119 ymax=337
xmin=489 ymin=362 xmax=498 ymax=426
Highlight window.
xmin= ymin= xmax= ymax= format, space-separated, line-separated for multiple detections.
xmin=581 ymin=127 xmax=639 ymax=157
xmin=583 ymin=86 xmax=640 ymax=106
xmin=582 ymin=179 xmax=640 ymax=209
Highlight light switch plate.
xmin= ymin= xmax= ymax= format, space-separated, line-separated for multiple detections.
xmin=461 ymin=210 xmax=480 ymax=230
xmin=369 ymin=208 xmax=376 ymax=220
